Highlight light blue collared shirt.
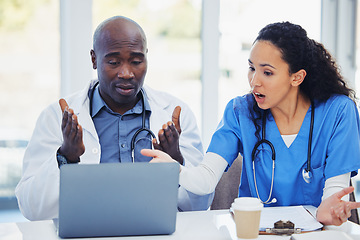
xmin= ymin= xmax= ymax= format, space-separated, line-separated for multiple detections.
xmin=91 ymin=86 xmax=152 ymax=163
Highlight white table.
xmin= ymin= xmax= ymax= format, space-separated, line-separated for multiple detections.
xmin=1 ymin=210 xmax=360 ymax=240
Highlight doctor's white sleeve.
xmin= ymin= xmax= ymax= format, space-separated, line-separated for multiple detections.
xmin=322 ymin=172 xmax=350 ymax=201
xmin=15 ymin=104 xmax=63 ymax=221
xmin=179 ymin=152 xmax=229 ymax=195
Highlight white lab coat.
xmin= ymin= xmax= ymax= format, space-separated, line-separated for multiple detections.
xmin=15 ymin=80 xmax=214 ymax=221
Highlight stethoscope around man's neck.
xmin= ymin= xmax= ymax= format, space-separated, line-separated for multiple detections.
xmin=251 ymin=102 xmax=314 ymax=204
xmin=89 ymin=81 xmax=156 ymax=163
xmin=129 ymin=90 xmax=156 ymax=161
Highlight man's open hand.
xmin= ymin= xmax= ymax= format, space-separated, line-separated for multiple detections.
xmin=58 ymin=98 xmax=85 ymax=162
xmin=153 ymin=106 xmax=184 ymax=164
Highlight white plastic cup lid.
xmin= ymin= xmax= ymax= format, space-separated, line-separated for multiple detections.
xmin=231 ymin=197 xmax=263 ymax=211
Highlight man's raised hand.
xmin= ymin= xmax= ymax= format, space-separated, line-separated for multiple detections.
xmin=152 ymin=106 xmax=184 ymax=164
xmin=58 ymin=98 xmax=85 ymax=162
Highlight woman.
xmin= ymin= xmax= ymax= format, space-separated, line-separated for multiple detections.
xmin=143 ymin=22 xmax=360 ymax=226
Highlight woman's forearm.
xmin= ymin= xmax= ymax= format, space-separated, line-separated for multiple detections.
xmin=179 ymin=152 xmax=228 ymax=195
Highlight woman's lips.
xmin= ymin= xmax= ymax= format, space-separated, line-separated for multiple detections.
xmin=254 ymin=92 xmax=265 ymax=98
xmin=253 ymin=92 xmax=265 ymax=104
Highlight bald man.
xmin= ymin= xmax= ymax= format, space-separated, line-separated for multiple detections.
xmin=15 ymin=16 xmax=214 ymax=221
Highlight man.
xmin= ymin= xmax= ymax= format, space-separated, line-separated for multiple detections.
xmin=15 ymin=16 xmax=214 ymax=221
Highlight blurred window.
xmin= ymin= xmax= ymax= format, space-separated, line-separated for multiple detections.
xmin=0 ymin=0 xmax=59 ymax=221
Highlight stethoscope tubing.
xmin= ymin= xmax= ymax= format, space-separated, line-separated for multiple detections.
xmin=252 ymin=112 xmax=276 ymax=204
xmin=306 ymin=103 xmax=315 ymax=173
xmin=130 ymin=88 xmax=156 ymax=162
xmin=252 ymin=102 xmax=314 ymax=204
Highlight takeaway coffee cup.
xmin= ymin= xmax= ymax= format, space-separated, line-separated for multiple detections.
xmin=231 ymin=197 xmax=263 ymax=239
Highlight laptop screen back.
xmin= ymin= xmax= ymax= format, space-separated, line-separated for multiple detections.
xmin=58 ymin=162 xmax=179 ymax=238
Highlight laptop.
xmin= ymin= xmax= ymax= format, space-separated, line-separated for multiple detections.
xmin=56 ymin=162 xmax=179 ymax=238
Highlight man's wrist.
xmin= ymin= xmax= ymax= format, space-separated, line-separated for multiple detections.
xmin=56 ymin=149 xmax=79 ymax=168
xmin=58 ymin=147 xmax=81 ymax=162
xmin=173 ymin=154 xmax=184 ymax=165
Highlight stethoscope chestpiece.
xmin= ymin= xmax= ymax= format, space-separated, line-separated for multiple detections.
xmin=302 ymin=168 xmax=312 ymax=184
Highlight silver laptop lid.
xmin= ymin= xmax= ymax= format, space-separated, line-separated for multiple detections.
xmin=58 ymin=162 xmax=179 ymax=238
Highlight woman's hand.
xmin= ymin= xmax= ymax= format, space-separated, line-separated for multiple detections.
xmin=316 ymin=186 xmax=360 ymax=226
xmin=141 ymin=149 xmax=178 ymax=164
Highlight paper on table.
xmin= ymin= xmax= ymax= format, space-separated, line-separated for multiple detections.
xmin=259 ymin=206 xmax=323 ymax=232
xmin=290 ymin=230 xmax=354 ymax=240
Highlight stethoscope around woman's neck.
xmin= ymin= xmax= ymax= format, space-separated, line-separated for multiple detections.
xmin=251 ymin=102 xmax=314 ymax=204
xmin=89 ymin=81 xmax=156 ymax=163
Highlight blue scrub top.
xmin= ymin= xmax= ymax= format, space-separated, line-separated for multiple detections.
xmin=207 ymin=94 xmax=360 ymax=207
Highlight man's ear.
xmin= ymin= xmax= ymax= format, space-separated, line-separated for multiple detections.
xmin=90 ymin=50 xmax=97 ymax=70
xmin=291 ymin=69 xmax=306 ymax=87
